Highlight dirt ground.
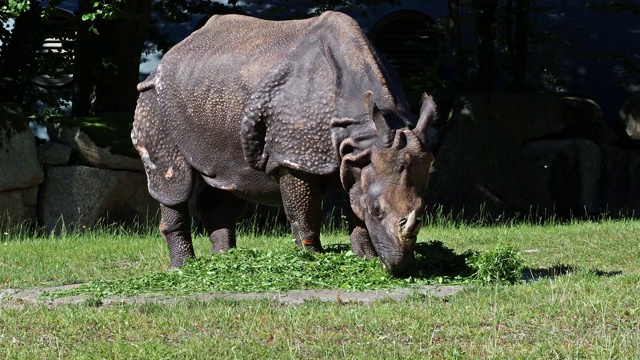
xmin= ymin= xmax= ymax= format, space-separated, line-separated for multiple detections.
xmin=0 ymin=284 xmax=463 ymax=307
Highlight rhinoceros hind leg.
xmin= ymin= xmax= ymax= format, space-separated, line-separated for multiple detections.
xmin=159 ymin=202 xmax=194 ymax=268
xmin=278 ymin=170 xmax=324 ymax=252
xmin=196 ymin=186 xmax=248 ymax=253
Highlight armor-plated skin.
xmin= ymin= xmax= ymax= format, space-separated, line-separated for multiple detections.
xmin=132 ymin=11 xmax=436 ymax=275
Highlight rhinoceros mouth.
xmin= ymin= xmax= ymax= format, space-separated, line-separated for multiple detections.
xmin=402 ymin=236 xmax=417 ymax=248
xmin=379 ymin=250 xmax=415 ymax=276
xmin=365 ymin=216 xmax=416 ymax=275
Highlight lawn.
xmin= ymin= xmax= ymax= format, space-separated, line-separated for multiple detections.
xmin=1 ymin=218 xmax=639 ymax=358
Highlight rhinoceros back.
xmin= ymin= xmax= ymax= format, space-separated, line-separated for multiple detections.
xmin=143 ymin=15 xmax=311 ymax=191
xmin=135 ymin=11 xmax=411 ymax=197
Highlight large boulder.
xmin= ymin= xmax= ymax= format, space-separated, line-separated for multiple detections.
xmin=619 ymin=93 xmax=640 ymax=140
xmin=37 ymin=141 xmax=72 ymax=165
xmin=0 ymin=103 xmax=43 ymax=229
xmin=598 ymin=145 xmax=640 ymax=216
xmin=0 ymin=103 xmax=44 ymax=193
xmin=522 ymin=138 xmax=602 ymax=217
xmin=47 ymin=123 xmax=143 ymax=171
xmin=38 ymin=166 xmax=159 ymax=232
xmin=0 ymin=187 xmax=38 ymax=231
xmin=426 ymin=93 xmax=616 ymax=219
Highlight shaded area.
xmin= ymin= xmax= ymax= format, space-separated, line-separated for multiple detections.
xmin=50 ymin=113 xmax=137 ymax=158
xmin=326 ymin=240 xmax=475 ymax=281
xmin=522 ymin=264 xmax=575 ymax=281
xmin=522 ymin=265 xmax=622 ymax=282
xmin=409 ymin=241 xmax=475 ymax=279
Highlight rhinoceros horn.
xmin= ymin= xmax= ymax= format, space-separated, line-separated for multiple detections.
xmin=401 ymin=209 xmax=421 ymax=238
xmin=413 ymin=93 xmax=437 ymax=146
xmin=363 ymin=91 xmax=395 ymax=148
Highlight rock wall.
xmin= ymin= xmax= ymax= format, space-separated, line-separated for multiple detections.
xmin=0 ymin=104 xmax=43 ymax=230
xmin=2 ymin=92 xmax=640 ymax=233
xmin=426 ymin=92 xmax=640 ymax=219
xmin=0 ymin=104 xmax=158 ymax=233
xmin=38 ymin=166 xmax=157 ymax=233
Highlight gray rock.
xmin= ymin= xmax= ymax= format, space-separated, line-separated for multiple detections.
xmin=598 ymin=145 xmax=640 ymax=216
xmin=0 ymin=190 xmax=23 ymax=230
xmin=0 ymin=187 xmax=39 ymax=231
xmin=47 ymin=124 xmax=143 ymax=171
xmin=522 ymin=138 xmax=602 ymax=217
xmin=0 ymin=104 xmax=44 ymax=192
xmin=561 ymin=96 xmax=617 ymax=144
xmin=426 ymin=93 xmax=616 ymax=219
xmin=619 ymin=93 xmax=640 ymax=140
xmin=38 ymin=166 xmax=159 ymax=232
xmin=37 ymin=142 xmax=72 ymax=165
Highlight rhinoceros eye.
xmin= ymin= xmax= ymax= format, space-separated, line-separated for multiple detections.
xmin=370 ymin=199 xmax=383 ymax=217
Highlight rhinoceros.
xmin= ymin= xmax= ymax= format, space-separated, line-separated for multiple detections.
xmin=132 ymin=11 xmax=436 ymax=275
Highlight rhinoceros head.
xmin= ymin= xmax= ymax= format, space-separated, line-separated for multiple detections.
xmin=340 ymin=92 xmax=436 ymax=275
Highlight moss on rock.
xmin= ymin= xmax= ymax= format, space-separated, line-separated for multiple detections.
xmin=0 ymin=103 xmax=27 ymax=150
xmin=53 ymin=113 xmax=137 ymax=157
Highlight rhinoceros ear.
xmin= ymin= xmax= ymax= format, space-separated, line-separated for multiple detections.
xmin=363 ymin=91 xmax=395 ymax=148
xmin=413 ymin=93 xmax=437 ymax=146
xmin=340 ymin=147 xmax=371 ymax=191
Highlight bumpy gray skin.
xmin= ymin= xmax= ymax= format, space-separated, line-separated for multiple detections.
xmin=132 ymin=11 xmax=436 ymax=275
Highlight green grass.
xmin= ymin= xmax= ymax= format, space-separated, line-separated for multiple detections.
xmin=1 ymin=218 xmax=640 ymax=358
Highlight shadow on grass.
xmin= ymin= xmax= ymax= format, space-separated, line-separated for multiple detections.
xmin=409 ymin=241 xmax=475 ymax=279
xmin=326 ymin=241 xmax=624 ymax=283
xmin=522 ymin=265 xmax=574 ymax=281
xmin=522 ymin=265 xmax=622 ymax=281
xmin=325 ymin=240 xmax=475 ymax=280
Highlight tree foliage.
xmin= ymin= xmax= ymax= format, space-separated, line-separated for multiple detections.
xmin=590 ymin=0 xmax=640 ymax=15
xmin=0 ymin=0 xmax=636 ymax=117
xmin=0 ymin=0 xmax=401 ymax=115
xmin=0 ymin=1 xmax=60 ymax=107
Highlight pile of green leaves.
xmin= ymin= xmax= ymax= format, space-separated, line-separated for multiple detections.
xmin=466 ymin=243 xmax=524 ymax=285
xmin=45 ymin=242 xmax=524 ymax=299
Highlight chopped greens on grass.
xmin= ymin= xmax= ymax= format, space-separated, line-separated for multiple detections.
xmin=466 ymin=243 xmax=525 ymax=285
xmin=44 ymin=242 xmax=482 ymax=299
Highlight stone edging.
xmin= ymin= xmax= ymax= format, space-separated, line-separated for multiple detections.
xmin=0 ymin=284 xmax=463 ymax=307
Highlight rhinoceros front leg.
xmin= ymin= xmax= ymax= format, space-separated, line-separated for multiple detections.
xmin=196 ymin=186 xmax=248 ymax=253
xmin=278 ymin=170 xmax=324 ymax=252
xmin=331 ymin=193 xmax=377 ymax=258
xmin=346 ymin=211 xmax=378 ymax=259
xmin=159 ymin=202 xmax=194 ymax=268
